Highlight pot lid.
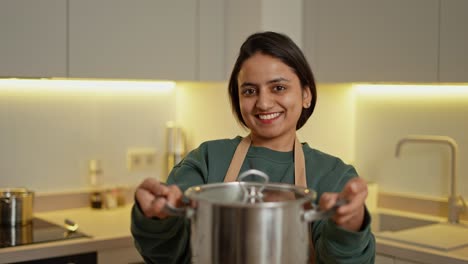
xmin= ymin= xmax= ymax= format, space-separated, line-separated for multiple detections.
xmin=185 ymin=169 xmax=316 ymax=206
xmin=0 ymin=188 xmax=34 ymax=198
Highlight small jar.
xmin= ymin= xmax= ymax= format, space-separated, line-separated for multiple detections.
xmin=90 ymin=192 xmax=103 ymax=209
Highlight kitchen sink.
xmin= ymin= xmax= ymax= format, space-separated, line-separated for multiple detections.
xmin=371 ymin=212 xmax=439 ymax=233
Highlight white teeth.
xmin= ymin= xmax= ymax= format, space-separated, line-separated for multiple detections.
xmin=258 ymin=113 xmax=280 ymax=120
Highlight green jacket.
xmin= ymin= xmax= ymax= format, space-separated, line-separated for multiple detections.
xmin=131 ymin=136 xmax=375 ymax=263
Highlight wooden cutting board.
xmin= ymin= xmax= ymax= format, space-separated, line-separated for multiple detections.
xmin=377 ymin=223 xmax=468 ymax=251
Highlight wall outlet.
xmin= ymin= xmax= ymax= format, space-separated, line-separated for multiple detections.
xmin=127 ymin=148 xmax=157 ymax=171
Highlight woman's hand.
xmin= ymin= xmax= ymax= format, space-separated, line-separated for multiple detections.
xmin=319 ymin=177 xmax=368 ymax=231
xmin=135 ymin=178 xmax=184 ymax=219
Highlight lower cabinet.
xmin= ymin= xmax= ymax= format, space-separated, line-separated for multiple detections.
xmin=98 ymin=246 xmax=143 ymax=264
xmin=376 ymin=253 xmax=395 ymax=264
xmin=394 ymin=259 xmax=425 ymax=264
xmin=13 ymin=252 xmax=97 ymax=264
xmin=376 ymin=253 xmax=427 ymax=264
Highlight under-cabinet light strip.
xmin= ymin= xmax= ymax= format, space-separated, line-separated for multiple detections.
xmin=0 ymin=79 xmax=175 ymax=93
xmin=354 ymin=84 xmax=468 ymax=96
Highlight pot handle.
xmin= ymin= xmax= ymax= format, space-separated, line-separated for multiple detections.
xmin=164 ymin=202 xmax=195 ymax=218
xmin=238 ymin=169 xmax=269 ymax=202
xmin=1 ymin=197 xmax=11 ymax=205
xmin=302 ymin=199 xmax=347 ymax=222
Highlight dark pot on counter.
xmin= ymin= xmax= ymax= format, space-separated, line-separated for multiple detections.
xmin=165 ymin=169 xmax=342 ymax=264
xmin=0 ymin=188 xmax=34 ymax=226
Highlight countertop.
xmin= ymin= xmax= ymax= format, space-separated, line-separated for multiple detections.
xmin=0 ymin=205 xmax=142 ymax=264
xmin=374 ymin=208 xmax=468 ymax=264
xmin=1 ymin=205 xmax=468 ymax=264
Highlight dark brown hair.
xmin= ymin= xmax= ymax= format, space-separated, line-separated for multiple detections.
xmin=228 ymin=31 xmax=317 ymax=130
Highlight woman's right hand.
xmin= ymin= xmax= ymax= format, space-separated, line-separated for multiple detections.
xmin=135 ymin=178 xmax=183 ymax=219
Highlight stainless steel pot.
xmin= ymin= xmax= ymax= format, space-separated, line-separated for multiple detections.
xmin=166 ymin=169 xmax=342 ymax=264
xmin=0 ymin=188 xmax=34 ymax=226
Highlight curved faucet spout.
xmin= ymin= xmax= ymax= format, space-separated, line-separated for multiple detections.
xmin=395 ymin=135 xmax=461 ymax=224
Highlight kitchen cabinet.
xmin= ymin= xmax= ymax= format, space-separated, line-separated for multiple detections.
xmin=221 ymin=0 xmax=304 ymax=80
xmin=98 ymin=246 xmax=143 ymax=264
xmin=13 ymin=252 xmax=97 ymax=264
xmin=394 ymin=259 xmax=424 ymax=264
xmin=68 ymin=0 xmax=197 ymax=80
xmin=376 ymin=254 xmax=395 ymax=264
xmin=439 ymin=0 xmax=468 ymax=82
xmin=304 ymin=0 xmax=439 ymax=83
xmin=0 ymin=0 xmax=67 ymax=78
xmin=198 ymin=0 xmax=226 ymax=81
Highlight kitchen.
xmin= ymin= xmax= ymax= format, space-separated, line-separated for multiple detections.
xmin=1 ymin=0 xmax=468 ymax=263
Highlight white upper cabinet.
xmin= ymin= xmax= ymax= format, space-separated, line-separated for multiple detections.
xmin=305 ymin=0 xmax=439 ymax=83
xmin=68 ymin=0 xmax=197 ymax=80
xmin=0 ymin=0 xmax=67 ymax=78
xmin=198 ymin=0 xmax=226 ymax=81
xmin=439 ymin=0 xmax=468 ymax=82
xmin=223 ymin=0 xmax=304 ymax=79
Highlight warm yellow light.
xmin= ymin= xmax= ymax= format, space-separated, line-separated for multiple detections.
xmin=0 ymin=78 xmax=176 ymax=94
xmin=354 ymin=84 xmax=468 ymax=96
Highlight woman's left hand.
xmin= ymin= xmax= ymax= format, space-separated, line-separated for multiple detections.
xmin=319 ymin=177 xmax=368 ymax=231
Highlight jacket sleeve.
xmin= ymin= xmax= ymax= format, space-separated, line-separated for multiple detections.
xmin=131 ymin=204 xmax=191 ymax=264
xmin=312 ymin=208 xmax=376 ymax=264
xmin=312 ymin=159 xmax=376 ymax=263
xmin=131 ymin=146 xmax=209 ymax=264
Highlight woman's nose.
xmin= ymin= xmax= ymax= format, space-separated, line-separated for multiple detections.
xmin=255 ymin=91 xmax=274 ymax=110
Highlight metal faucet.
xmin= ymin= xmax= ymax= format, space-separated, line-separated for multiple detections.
xmin=395 ymin=135 xmax=466 ymax=224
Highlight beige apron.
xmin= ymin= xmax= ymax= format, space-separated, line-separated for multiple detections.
xmin=223 ymin=135 xmax=306 ymax=186
xmin=223 ymin=135 xmax=315 ymax=263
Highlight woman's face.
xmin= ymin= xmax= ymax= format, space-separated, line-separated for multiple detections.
xmin=237 ymin=52 xmax=311 ymax=148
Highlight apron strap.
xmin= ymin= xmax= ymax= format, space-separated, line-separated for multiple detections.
xmin=224 ymin=136 xmax=251 ymax=182
xmin=224 ymin=135 xmax=307 ymax=187
xmin=294 ymin=137 xmax=307 ymax=187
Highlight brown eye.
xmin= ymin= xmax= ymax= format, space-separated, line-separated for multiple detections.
xmin=273 ymin=85 xmax=286 ymax=92
xmin=241 ymin=87 xmax=256 ymax=96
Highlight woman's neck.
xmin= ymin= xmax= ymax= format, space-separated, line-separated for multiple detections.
xmin=249 ymin=133 xmax=296 ymax=152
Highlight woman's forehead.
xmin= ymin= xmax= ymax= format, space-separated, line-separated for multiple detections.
xmin=238 ymin=54 xmax=298 ymax=84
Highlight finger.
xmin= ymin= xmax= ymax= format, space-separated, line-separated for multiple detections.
xmin=139 ymin=178 xmax=169 ymax=197
xmin=336 ymin=191 xmax=367 ymax=215
xmin=136 ymin=178 xmax=172 ymax=218
xmin=334 ymin=206 xmax=364 ymax=226
xmin=166 ymin=185 xmax=184 ymax=207
xmin=151 ymin=196 xmax=169 ymax=219
xmin=319 ymin=192 xmax=339 ymax=210
xmin=341 ymin=178 xmax=368 ymax=200
xmin=135 ymin=187 xmax=165 ymax=218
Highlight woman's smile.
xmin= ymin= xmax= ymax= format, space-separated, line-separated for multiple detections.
xmin=257 ymin=112 xmax=282 ymax=123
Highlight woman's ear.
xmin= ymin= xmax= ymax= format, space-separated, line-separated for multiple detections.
xmin=302 ymin=86 xmax=312 ymax=108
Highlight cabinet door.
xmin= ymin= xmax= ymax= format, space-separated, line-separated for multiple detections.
xmin=305 ymin=0 xmax=439 ymax=83
xmin=199 ymin=0 xmax=226 ymax=81
xmin=0 ymin=0 xmax=67 ymax=77
xmin=68 ymin=0 xmax=197 ymax=80
xmin=439 ymin=0 xmax=468 ymax=82
xmin=394 ymin=259 xmax=424 ymax=264
xmin=98 ymin=247 xmax=143 ymax=264
xmin=376 ymin=254 xmax=395 ymax=264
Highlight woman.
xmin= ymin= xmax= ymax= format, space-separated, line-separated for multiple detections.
xmin=131 ymin=31 xmax=375 ymax=263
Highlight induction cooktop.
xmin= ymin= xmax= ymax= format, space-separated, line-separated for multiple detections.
xmin=0 ymin=218 xmax=90 ymax=248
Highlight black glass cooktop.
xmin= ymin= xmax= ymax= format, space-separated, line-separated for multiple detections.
xmin=0 ymin=218 xmax=90 ymax=248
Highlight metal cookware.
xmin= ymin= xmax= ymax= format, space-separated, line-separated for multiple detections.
xmin=165 ymin=169 xmax=343 ymax=264
xmin=0 ymin=188 xmax=34 ymax=226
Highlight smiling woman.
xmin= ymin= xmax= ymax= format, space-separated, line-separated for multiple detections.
xmin=131 ymin=31 xmax=375 ymax=264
